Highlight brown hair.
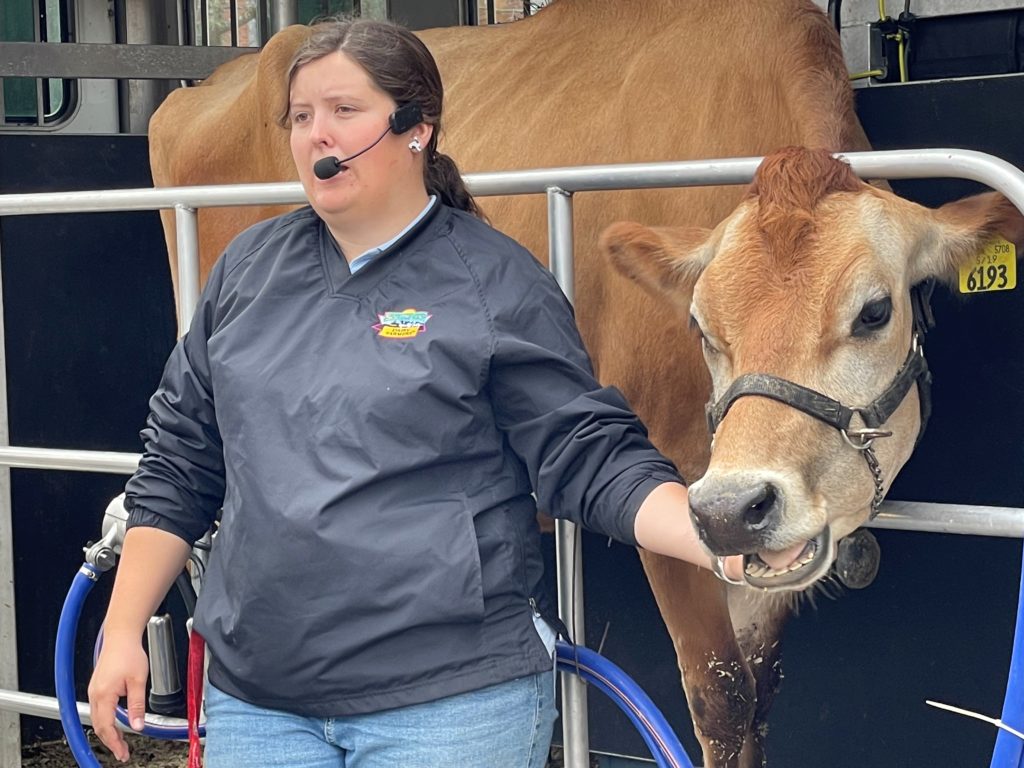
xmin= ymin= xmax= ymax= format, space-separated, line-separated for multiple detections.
xmin=283 ymin=17 xmax=482 ymax=219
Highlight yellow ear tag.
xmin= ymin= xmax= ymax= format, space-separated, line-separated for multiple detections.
xmin=959 ymin=236 xmax=1016 ymax=294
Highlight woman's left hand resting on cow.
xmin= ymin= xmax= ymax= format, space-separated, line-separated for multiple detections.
xmin=89 ymin=16 xmax=743 ymax=767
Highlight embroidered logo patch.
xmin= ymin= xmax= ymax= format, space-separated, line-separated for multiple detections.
xmin=373 ymin=308 xmax=432 ymax=339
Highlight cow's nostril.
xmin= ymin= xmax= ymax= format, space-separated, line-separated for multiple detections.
xmin=742 ymin=484 xmax=778 ymax=531
xmin=689 ymin=478 xmax=786 ymax=552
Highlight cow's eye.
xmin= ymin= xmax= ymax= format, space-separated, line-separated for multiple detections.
xmin=689 ymin=315 xmax=710 ymax=344
xmin=852 ymin=296 xmax=892 ymax=337
xmin=690 ymin=315 xmax=723 ymax=355
xmin=700 ymin=337 xmax=720 ymax=356
xmin=688 ymin=314 xmax=703 ymax=338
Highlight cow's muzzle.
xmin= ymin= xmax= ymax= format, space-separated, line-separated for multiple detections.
xmin=689 ymin=473 xmax=835 ymax=589
xmin=688 ymin=478 xmax=786 ymax=554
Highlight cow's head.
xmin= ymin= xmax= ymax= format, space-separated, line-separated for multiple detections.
xmin=601 ymin=147 xmax=1024 ymax=591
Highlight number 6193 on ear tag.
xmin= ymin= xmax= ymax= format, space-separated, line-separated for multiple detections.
xmin=959 ymin=236 xmax=1016 ymax=294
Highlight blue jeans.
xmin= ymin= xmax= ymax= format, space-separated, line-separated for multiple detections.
xmin=203 ymin=670 xmax=557 ymax=768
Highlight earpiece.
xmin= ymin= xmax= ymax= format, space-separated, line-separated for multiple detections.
xmin=389 ymin=103 xmax=423 ymax=134
xmin=408 ymin=137 xmax=422 ymax=153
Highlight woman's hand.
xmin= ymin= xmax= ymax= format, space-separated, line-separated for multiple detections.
xmin=87 ymin=634 xmax=149 ymax=762
xmin=634 ymin=482 xmax=748 ymax=582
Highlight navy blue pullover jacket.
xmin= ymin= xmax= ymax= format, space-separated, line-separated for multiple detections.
xmin=126 ymin=200 xmax=682 ymax=716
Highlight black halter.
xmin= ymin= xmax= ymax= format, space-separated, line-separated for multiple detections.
xmin=703 ymin=281 xmax=936 ymax=518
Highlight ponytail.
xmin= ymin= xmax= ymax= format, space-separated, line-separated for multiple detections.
xmin=425 ymin=151 xmax=486 ymax=221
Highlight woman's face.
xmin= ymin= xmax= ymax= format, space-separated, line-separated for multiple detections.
xmin=288 ymin=51 xmax=425 ymax=222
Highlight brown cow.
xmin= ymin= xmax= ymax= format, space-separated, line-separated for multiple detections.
xmin=147 ymin=2 xmax=1024 ymax=766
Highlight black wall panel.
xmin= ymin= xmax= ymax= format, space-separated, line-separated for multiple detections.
xmin=0 ymin=134 xmax=177 ymax=742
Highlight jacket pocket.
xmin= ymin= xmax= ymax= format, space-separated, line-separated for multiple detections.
xmin=367 ymin=498 xmax=485 ymax=630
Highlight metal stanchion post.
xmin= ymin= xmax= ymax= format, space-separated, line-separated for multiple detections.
xmin=548 ymin=187 xmax=590 ymax=768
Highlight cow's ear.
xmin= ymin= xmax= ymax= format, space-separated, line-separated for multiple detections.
xmin=599 ymin=222 xmax=713 ymax=298
xmin=260 ymin=25 xmax=313 ymax=128
xmin=912 ymin=192 xmax=1024 ymax=284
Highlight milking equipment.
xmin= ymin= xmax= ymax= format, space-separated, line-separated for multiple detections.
xmin=55 ymin=495 xmax=698 ymax=768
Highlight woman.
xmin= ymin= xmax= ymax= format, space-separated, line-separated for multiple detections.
xmin=89 ymin=17 xmax=746 ymax=767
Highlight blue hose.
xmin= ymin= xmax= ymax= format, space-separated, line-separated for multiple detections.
xmin=55 ymin=565 xmax=102 ymax=768
xmin=990 ymin=543 xmax=1024 ymax=768
xmin=556 ymin=640 xmax=694 ymax=768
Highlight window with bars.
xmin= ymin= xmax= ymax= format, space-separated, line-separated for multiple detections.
xmin=1 ymin=0 xmax=75 ymax=126
xmin=473 ymin=0 xmax=549 ymax=25
xmin=298 ymin=0 xmax=360 ymax=25
xmin=188 ymin=0 xmax=358 ymax=47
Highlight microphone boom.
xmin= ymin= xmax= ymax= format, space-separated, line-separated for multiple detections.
xmin=312 ymin=125 xmax=393 ymax=180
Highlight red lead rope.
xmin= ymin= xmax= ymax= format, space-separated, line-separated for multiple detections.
xmin=187 ymin=628 xmax=205 ymax=768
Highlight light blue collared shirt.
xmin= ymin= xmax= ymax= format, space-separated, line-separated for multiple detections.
xmin=348 ymin=195 xmax=438 ymax=275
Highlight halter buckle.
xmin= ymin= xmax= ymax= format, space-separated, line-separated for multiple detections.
xmin=841 ymin=427 xmax=893 ymax=450
xmin=841 ymin=407 xmax=893 ymax=450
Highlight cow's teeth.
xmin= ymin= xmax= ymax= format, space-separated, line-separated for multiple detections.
xmin=750 ymin=540 xmax=817 ymax=578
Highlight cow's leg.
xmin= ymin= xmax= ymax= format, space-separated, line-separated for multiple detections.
xmin=638 ymin=549 xmax=755 ymax=768
xmin=728 ymin=590 xmax=793 ymax=768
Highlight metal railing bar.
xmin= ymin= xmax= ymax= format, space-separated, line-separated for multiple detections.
xmin=868 ymin=501 xmax=1024 ymax=538
xmin=0 ymin=688 xmax=128 ymax=730
xmin=0 ymin=181 xmax=305 ymax=215
xmin=548 ymin=187 xmax=589 ymax=768
xmin=0 ymin=447 xmax=140 ymax=474
xmin=174 ymin=205 xmax=201 ymax=332
xmin=0 ymin=213 xmax=17 ymax=768
xmin=3 ymin=149 xmax=1024 ymax=216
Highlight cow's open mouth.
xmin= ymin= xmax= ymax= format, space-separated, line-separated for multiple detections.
xmin=742 ymin=526 xmax=832 ymax=589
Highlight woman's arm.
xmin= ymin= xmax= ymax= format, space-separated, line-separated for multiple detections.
xmin=88 ymin=527 xmax=192 ymax=761
xmin=89 ymin=254 xmax=231 ymax=761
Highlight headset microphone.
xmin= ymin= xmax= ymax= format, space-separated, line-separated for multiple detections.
xmin=313 ymin=103 xmax=424 ymax=181
xmin=312 ymin=129 xmax=389 ymax=180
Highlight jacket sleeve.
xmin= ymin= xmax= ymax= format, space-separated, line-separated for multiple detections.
xmin=123 ymin=255 xmax=228 ymax=544
xmin=486 ymin=243 xmax=683 ymax=546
